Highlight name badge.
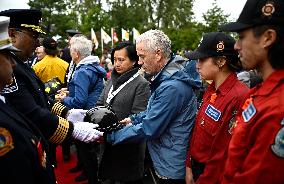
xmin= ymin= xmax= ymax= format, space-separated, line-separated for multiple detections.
xmin=242 ymin=102 xmax=256 ymax=122
xmin=205 ymin=104 xmax=221 ymax=121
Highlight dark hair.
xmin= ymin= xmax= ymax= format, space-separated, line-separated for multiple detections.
xmin=252 ymin=25 xmax=284 ymax=69
xmin=44 ymin=48 xmax=58 ymax=57
xmin=213 ymin=55 xmax=242 ymax=72
xmin=111 ymin=41 xmax=139 ymax=68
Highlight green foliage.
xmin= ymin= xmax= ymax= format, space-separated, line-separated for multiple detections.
xmin=202 ymin=0 xmax=230 ymax=33
xmin=28 ymin=0 xmax=230 ymax=53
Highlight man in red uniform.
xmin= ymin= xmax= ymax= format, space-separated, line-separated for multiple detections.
xmin=185 ymin=32 xmax=249 ymax=184
xmin=219 ymin=0 xmax=284 ymax=183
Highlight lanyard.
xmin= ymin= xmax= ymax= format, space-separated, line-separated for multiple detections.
xmin=106 ymin=72 xmax=140 ymax=104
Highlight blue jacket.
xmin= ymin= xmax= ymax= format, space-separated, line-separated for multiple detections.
xmin=63 ymin=56 xmax=106 ymax=110
xmin=109 ymin=55 xmax=201 ymax=179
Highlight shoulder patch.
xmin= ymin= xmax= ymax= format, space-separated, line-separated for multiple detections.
xmin=1 ymin=76 xmax=18 ymax=94
xmin=0 ymin=127 xmax=14 ymax=156
xmin=242 ymin=102 xmax=256 ymax=122
xmin=271 ymin=118 xmax=284 ymax=158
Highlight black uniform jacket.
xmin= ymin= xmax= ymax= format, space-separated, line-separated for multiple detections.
xmin=2 ymin=53 xmax=73 ymax=144
xmin=0 ymin=100 xmax=56 ymax=184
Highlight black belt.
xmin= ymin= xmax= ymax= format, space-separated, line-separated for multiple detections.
xmin=190 ymin=157 xmax=205 ymax=181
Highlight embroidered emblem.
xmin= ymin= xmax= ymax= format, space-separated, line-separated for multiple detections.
xmin=0 ymin=127 xmax=14 ymax=156
xmin=242 ymin=101 xmax=256 ymax=122
xmin=228 ymin=110 xmax=238 ymax=134
xmin=271 ymin=118 xmax=284 ymax=158
xmin=262 ymin=2 xmax=275 ymax=17
xmin=1 ymin=76 xmax=18 ymax=94
xmin=205 ymin=104 xmax=222 ymax=121
xmin=217 ymin=41 xmax=225 ymax=52
xmin=210 ymin=93 xmax=217 ymax=103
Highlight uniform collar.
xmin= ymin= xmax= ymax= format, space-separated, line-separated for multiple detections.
xmin=208 ymin=73 xmax=238 ymax=96
xmin=252 ymin=70 xmax=284 ymax=96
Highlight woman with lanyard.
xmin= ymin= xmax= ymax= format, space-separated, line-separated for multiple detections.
xmin=185 ymin=32 xmax=249 ymax=184
xmin=96 ymin=41 xmax=150 ymax=184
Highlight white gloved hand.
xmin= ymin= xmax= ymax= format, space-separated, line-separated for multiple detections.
xmin=67 ymin=109 xmax=87 ymax=123
xmin=72 ymin=122 xmax=104 ymax=143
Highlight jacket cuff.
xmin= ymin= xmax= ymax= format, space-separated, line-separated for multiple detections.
xmin=51 ymin=102 xmax=69 ymax=118
xmin=48 ymin=116 xmax=73 ymax=144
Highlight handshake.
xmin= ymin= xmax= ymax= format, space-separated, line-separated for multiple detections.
xmin=67 ymin=106 xmax=123 ymax=143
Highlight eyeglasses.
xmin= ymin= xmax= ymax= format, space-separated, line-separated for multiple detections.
xmin=15 ymin=28 xmax=39 ymax=40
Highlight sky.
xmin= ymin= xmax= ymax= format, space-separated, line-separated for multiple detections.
xmin=0 ymin=0 xmax=247 ymax=22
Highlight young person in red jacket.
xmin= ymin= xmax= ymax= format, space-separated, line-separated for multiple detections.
xmin=218 ymin=0 xmax=284 ymax=183
xmin=185 ymin=32 xmax=249 ymax=184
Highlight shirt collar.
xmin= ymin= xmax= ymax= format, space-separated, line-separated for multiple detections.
xmin=253 ymin=70 xmax=284 ymax=96
xmin=208 ymin=73 xmax=238 ymax=96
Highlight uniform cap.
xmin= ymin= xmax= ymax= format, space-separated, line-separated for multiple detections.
xmin=185 ymin=32 xmax=237 ymax=60
xmin=219 ymin=0 xmax=284 ymax=32
xmin=43 ymin=37 xmax=58 ymax=50
xmin=0 ymin=16 xmax=20 ymax=52
xmin=0 ymin=9 xmax=45 ymax=34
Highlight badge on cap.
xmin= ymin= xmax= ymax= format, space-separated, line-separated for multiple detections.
xmin=0 ymin=127 xmax=14 ymax=156
xmin=271 ymin=118 xmax=284 ymax=158
xmin=262 ymin=2 xmax=275 ymax=17
xmin=217 ymin=41 xmax=225 ymax=52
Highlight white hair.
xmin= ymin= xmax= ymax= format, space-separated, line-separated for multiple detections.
xmin=70 ymin=35 xmax=93 ymax=58
xmin=136 ymin=29 xmax=172 ymax=59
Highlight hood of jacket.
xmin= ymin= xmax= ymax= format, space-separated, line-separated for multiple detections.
xmin=76 ymin=55 xmax=106 ymax=77
xmin=76 ymin=55 xmax=100 ymax=67
xmin=151 ymin=54 xmax=201 ymax=90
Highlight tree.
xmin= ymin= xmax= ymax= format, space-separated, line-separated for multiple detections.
xmin=202 ymin=0 xmax=230 ymax=33
xmin=28 ymin=0 xmax=78 ymax=37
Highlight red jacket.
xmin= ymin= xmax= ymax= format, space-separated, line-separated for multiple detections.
xmin=186 ymin=73 xmax=249 ymax=184
xmin=222 ymin=70 xmax=284 ymax=184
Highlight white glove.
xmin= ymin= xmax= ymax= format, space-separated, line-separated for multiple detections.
xmin=72 ymin=122 xmax=104 ymax=143
xmin=67 ymin=109 xmax=87 ymax=123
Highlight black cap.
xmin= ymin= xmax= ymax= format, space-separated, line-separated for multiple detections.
xmin=66 ymin=29 xmax=81 ymax=37
xmin=219 ymin=0 xmax=284 ymax=32
xmin=43 ymin=37 xmax=57 ymax=50
xmin=185 ymin=32 xmax=237 ymax=60
xmin=0 ymin=9 xmax=45 ymax=34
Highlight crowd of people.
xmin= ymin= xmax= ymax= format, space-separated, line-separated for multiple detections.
xmin=0 ymin=0 xmax=284 ymax=183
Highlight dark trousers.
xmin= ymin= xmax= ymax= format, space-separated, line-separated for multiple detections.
xmin=61 ymin=141 xmax=71 ymax=158
xmin=190 ymin=157 xmax=205 ymax=181
xmin=158 ymin=178 xmax=186 ymax=184
xmin=101 ymin=179 xmax=143 ymax=184
xmin=78 ymin=142 xmax=99 ymax=184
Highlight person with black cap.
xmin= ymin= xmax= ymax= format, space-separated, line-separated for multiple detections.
xmin=184 ymin=32 xmax=249 ymax=184
xmin=0 ymin=15 xmax=56 ymax=184
xmin=0 ymin=9 xmax=103 ymax=166
xmin=33 ymin=37 xmax=68 ymax=84
xmin=218 ymin=0 xmax=284 ymax=183
xmin=60 ymin=29 xmax=81 ymax=64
